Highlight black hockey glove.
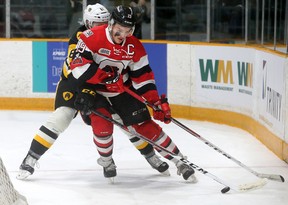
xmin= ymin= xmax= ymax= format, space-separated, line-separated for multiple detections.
xmin=74 ymin=88 xmax=97 ymax=114
xmin=100 ymin=65 xmax=120 ymax=84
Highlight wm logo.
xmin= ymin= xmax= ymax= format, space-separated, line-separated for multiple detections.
xmin=238 ymin=62 xmax=253 ymax=88
xmin=199 ymin=59 xmax=234 ymax=84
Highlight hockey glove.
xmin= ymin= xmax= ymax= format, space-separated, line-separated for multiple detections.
xmin=153 ymin=94 xmax=171 ymax=124
xmin=74 ymin=88 xmax=97 ymax=114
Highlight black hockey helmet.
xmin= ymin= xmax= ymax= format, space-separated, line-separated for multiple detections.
xmin=111 ymin=5 xmax=136 ymax=27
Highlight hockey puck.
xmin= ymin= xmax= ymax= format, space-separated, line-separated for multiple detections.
xmin=221 ymin=186 xmax=230 ymax=194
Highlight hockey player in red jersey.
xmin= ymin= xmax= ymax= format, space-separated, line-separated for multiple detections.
xmin=70 ymin=5 xmax=196 ymax=182
xmin=17 ymin=3 xmax=169 ymax=180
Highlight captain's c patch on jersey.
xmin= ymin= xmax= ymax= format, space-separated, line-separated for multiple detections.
xmin=63 ymin=91 xmax=73 ymax=101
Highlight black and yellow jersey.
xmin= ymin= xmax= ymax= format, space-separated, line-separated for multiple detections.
xmin=61 ymin=25 xmax=87 ymax=79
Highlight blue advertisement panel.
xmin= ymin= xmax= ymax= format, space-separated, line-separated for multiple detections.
xmin=47 ymin=42 xmax=68 ymax=92
xmin=32 ymin=42 xmax=47 ymax=92
xmin=143 ymin=43 xmax=167 ymax=95
xmin=33 ymin=41 xmax=167 ymax=94
xmin=33 ymin=41 xmax=68 ymax=93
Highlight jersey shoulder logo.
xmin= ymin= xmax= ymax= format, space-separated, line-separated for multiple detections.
xmin=99 ymin=48 xmax=111 ymax=56
xmin=83 ymin=30 xmax=94 ymax=38
xmin=63 ymin=92 xmax=73 ymax=101
xmin=71 ymin=55 xmax=83 ymax=65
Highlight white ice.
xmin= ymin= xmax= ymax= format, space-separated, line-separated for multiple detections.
xmin=0 ymin=110 xmax=287 ymax=205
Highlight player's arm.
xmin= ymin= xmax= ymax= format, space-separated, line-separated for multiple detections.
xmin=70 ymin=35 xmax=119 ymax=87
xmin=69 ymin=35 xmax=100 ymax=86
xmin=61 ymin=28 xmax=85 ymax=78
xmin=128 ymin=45 xmax=171 ymax=123
xmin=128 ymin=49 xmax=158 ymax=102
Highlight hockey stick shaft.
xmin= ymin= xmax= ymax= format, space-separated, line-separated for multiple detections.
xmin=170 ymin=118 xmax=285 ymax=182
xmin=90 ymin=109 xmax=233 ymax=193
xmin=123 ymin=87 xmax=285 ymax=183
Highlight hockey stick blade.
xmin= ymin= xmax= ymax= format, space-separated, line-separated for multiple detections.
xmin=238 ymin=178 xmax=268 ymax=192
xmin=254 ymin=173 xmax=284 ymax=182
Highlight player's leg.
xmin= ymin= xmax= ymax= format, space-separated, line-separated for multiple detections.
xmin=112 ymin=113 xmax=169 ymax=175
xmin=88 ymin=107 xmax=116 ymax=178
xmin=17 ymin=79 xmax=77 ymax=179
xmin=130 ymin=120 xmax=196 ymax=181
xmin=17 ymin=106 xmax=76 ymax=179
xmin=110 ymin=93 xmax=195 ymax=181
xmin=127 ymin=134 xmax=170 ymax=174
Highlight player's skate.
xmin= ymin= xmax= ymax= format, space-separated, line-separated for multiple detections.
xmin=16 ymin=154 xmax=38 ymax=180
xmin=177 ymin=162 xmax=197 ymax=183
xmin=97 ymin=158 xmax=117 ymax=183
xmin=146 ymin=155 xmax=170 ymax=176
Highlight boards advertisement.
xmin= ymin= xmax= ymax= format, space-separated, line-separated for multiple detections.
xmin=32 ymin=41 xmax=68 ymax=93
xmin=194 ymin=46 xmax=255 ymax=114
xmin=256 ymin=51 xmax=286 ymax=140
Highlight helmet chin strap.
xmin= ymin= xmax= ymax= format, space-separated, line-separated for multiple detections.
xmin=108 ymin=19 xmax=122 ymax=41
xmin=108 ymin=19 xmax=114 ymax=32
xmin=108 ymin=22 xmax=113 ymax=38
xmin=107 ymin=25 xmax=119 ymax=44
xmin=130 ymin=26 xmax=135 ymax=35
xmin=88 ymin=21 xmax=92 ymax=29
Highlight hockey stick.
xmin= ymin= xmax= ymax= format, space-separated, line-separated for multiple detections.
xmin=123 ymin=87 xmax=285 ymax=183
xmin=91 ymin=109 xmax=267 ymax=194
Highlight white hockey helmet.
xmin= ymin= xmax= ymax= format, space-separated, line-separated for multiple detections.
xmin=83 ymin=3 xmax=111 ymax=29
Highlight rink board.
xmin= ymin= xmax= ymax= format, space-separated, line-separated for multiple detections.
xmin=0 ymin=39 xmax=287 ymax=162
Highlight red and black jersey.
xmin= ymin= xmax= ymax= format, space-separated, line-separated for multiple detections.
xmin=70 ymin=25 xmax=158 ymax=99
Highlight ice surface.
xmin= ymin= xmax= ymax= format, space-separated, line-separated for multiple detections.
xmin=0 ymin=110 xmax=287 ymax=205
